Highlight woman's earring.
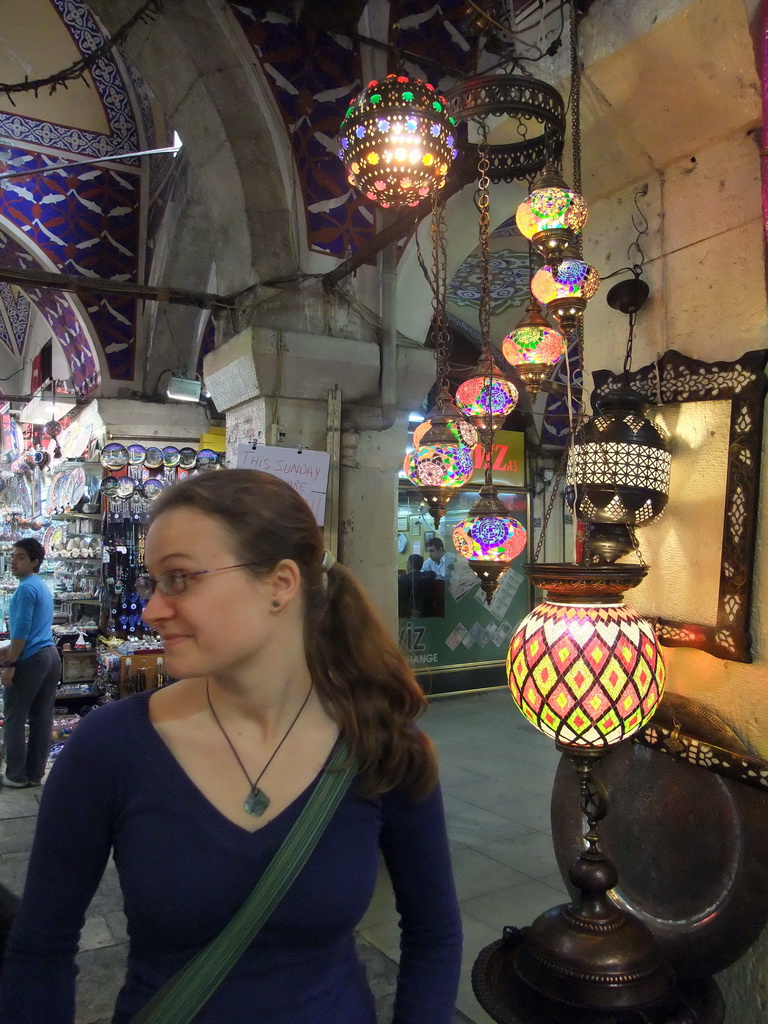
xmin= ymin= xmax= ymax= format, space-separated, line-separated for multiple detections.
xmin=271 ymin=600 xmax=280 ymax=609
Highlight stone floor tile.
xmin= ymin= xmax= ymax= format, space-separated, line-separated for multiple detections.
xmin=450 ymin=846 xmax=533 ymax=902
xmin=0 ymin=815 xmax=37 ymax=854
xmin=470 ymin=829 xmax=561 ymax=878
xmin=75 ymin=941 xmax=129 ymax=1024
xmin=461 ymin=877 xmax=571 ymax=933
xmin=80 ymin=914 xmax=119 ymax=952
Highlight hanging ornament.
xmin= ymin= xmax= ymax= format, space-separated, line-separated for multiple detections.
xmin=507 ymin=563 xmax=665 ymax=752
xmin=413 ymin=393 xmax=479 ymax=450
xmin=454 ymin=351 xmax=518 ymax=440
xmin=453 ymin=485 xmax=527 ymax=603
xmin=403 ymin=412 xmax=474 ymax=527
xmin=338 ymin=75 xmax=458 ymax=208
xmin=531 ymin=253 xmax=600 ymax=330
xmin=502 ymin=297 xmax=566 ymax=394
xmin=515 ymin=164 xmax=588 ymax=263
xmin=43 ymin=419 xmax=62 ymax=438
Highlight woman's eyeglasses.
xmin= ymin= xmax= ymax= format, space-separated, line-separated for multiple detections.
xmin=136 ymin=563 xmax=259 ymax=600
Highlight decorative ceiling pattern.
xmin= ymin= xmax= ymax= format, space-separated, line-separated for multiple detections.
xmin=228 ymin=0 xmax=475 ymax=258
xmin=448 ymin=249 xmax=531 ymax=315
xmin=0 ymin=0 xmax=140 ymax=162
xmin=0 ymin=0 xmax=152 ymax=387
xmin=0 ymin=232 xmax=99 ymax=394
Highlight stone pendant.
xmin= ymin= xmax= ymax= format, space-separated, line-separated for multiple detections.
xmin=244 ymin=785 xmax=270 ymax=817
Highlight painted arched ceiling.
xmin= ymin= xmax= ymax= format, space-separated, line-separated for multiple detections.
xmin=0 ymin=0 xmax=162 ymax=395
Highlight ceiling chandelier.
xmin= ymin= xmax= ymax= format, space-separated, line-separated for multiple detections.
xmin=338 ymin=75 xmax=458 ymax=207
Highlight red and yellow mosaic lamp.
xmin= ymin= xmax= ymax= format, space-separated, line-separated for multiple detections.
xmin=502 ymin=297 xmax=566 ymax=394
xmin=403 ymin=406 xmax=474 ymax=527
xmin=338 ymin=75 xmax=458 ymax=208
xmin=507 ymin=563 xmax=664 ymax=753
xmin=531 ymin=252 xmax=600 ymax=331
xmin=515 ymin=164 xmax=588 ymax=263
xmin=453 ymin=486 xmax=527 ymax=603
xmin=454 ymin=351 xmax=519 ymax=438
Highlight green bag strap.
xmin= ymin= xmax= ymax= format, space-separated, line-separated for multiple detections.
xmin=131 ymin=741 xmax=357 ymax=1024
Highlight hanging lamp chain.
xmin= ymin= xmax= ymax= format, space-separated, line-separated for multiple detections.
xmin=476 ymin=120 xmax=496 ymax=485
xmin=431 ymin=191 xmax=452 ymax=408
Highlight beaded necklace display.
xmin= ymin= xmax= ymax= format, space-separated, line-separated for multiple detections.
xmin=205 ymin=679 xmax=314 ymax=817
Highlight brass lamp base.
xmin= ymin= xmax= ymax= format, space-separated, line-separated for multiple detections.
xmin=466 ymin=560 xmax=509 ymax=603
xmin=473 ymin=929 xmax=724 ymax=1024
xmin=416 ymin=485 xmax=456 ymax=528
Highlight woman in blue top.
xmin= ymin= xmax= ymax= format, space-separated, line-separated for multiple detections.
xmin=0 ymin=469 xmax=462 ymax=1023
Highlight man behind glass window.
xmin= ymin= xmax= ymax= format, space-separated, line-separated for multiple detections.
xmin=422 ymin=537 xmax=449 ymax=580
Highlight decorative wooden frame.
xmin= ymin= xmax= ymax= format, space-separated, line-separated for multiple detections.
xmin=592 ymin=349 xmax=768 ymax=663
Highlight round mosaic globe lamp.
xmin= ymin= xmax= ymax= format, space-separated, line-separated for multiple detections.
xmin=338 ymin=75 xmax=458 ymax=208
xmin=453 ymin=485 xmax=527 ymax=602
xmin=515 ymin=164 xmax=588 ymax=262
xmin=502 ymin=298 xmax=566 ymax=394
xmin=531 ymin=254 xmax=600 ymax=330
xmin=404 ymin=415 xmax=474 ymax=527
xmin=412 ymin=395 xmax=478 ymax=451
xmin=499 ymin=562 xmax=672 ymax=1014
xmin=454 ymin=352 xmax=519 ymax=439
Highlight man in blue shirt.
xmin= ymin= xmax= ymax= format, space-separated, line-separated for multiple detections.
xmin=1 ymin=538 xmax=60 ymax=788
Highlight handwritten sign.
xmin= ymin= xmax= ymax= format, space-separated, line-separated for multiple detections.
xmin=235 ymin=444 xmax=330 ymax=525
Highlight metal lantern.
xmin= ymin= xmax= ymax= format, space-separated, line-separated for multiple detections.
xmin=403 ymin=414 xmax=474 ymax=527
xmin=338 ymin=75 xmax=458 ymax=208
xmin=413 ymin=396 xmax=478 ymax=451
xmin=531 ymin=254 xmax=599 ymax=329
xmin=515 ymin=164 xmax=588 ymax=262
xmin=566 ymin=387 xmax=671 ymax=563
xmin=502 ymin=298 xmax=566 ymax=394
xmin=453 ymin=484 xmax=527 ymax=603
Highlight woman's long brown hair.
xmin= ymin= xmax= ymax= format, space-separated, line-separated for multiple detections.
xmin=149 ymin=469 xmax=438 ymax=800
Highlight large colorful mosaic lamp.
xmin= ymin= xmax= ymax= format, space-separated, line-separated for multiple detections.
xmin=515 ymin=164 xmax=588 ymax=263
xmin=412 ymin=392 xmax=479 ymax=451
xmin=501 ymin=297 xmax=566 ymax=395
xmin=531 ymin=251 xmax=600 ymax=331
xmin=338 ymin=75 xmax=458 ymax=208
xmin=486 ymin=561 xmax=673 ymax=1014
xmin=404 ymin=412 xmax=474 ymax=527
xmin=452 ymin=485 xmax=527 ymax=603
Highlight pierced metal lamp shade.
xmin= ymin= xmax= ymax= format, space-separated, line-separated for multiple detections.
xmin=566 ymin=387 xmax=671 ymax=534
xmin=507 ymin=564 xmax=665 ymax=754
xmin=502 ymin=298 xmax=566 ymax=394
xmin=515 ymin=165 xmax=588 ymax=262
xmin=338 ymin=75 xmax=458 ymax=208
xmin=453 ymin=484 xmax=527 ymax=602
xmin=531 ymin=255 xmax=599 ymax=329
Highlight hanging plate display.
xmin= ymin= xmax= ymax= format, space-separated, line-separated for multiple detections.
xmin=162 ymin=445 xmax=181 ymax=468
xmin=142 ymin=477 xmax=166 ymax=499
xmin=101 ymin=476 xmax=121 ymax=497
xmin=196 ymin=448 xmax=220 ymax=469
xmin=100 ymin=443 xmax=129 ymax=470
xmin=128 ymin=444 xmax=146 ymax=466
xmin=116 ymin=477 xmax=136 ymax=499
xmin=144 ymin=446 xmax=164 ymax=469
xmin=178 ymin=446 xmax=197 ymax=469
xmin=69 ymin=467 xmax=86 ymax=509
xmin=60 ymin=421 xmax=93 ymax=459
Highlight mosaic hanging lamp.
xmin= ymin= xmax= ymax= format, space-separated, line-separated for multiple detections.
xmin=531 ymin=252 xmax=600 ymax=330
xmin=502 ymin=297 xmax=566 ymax=394
xmin=453 ymin=485 xmax=527 ymax=603
xmin=507 ymin=563 xmax=665 ymax=753
xmin=454 ymin=350 xmax=518 ymax=441
xmin=404 ymin=403 xmax=474 ymax=528
xmin=412 ymin=393 xmax=479 ymax=451
xmin=338 ymin=75 xmax=458 ymax=208
xmin=515 ymin=164 xmax=588 ymax=263
xmin=566 ymin=387 xmax=671 ymax=564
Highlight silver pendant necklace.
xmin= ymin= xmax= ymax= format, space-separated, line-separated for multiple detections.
xmin=206 ymin=679 xmax=314 ymax=817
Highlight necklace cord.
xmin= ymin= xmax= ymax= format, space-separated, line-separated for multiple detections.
xmin=206 ymin=680 xmax=314 ymax=791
